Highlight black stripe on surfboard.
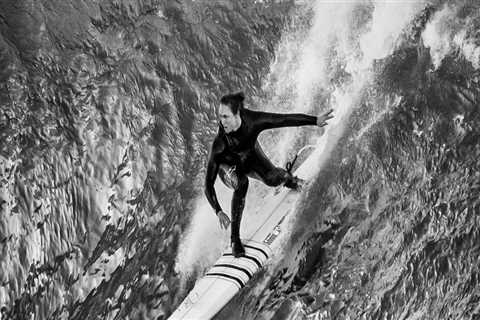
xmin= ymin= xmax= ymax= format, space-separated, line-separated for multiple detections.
xmin=248 ymin=239 xmax=274 ymax=255
xmin=222 ymin=253 xmax=262 ymax=269
xmin=213 ymin=263 xmax=253 ymax=279
xmin=205 ymin=272 xmax=245 ymax=289
xmin=244 ymin=244 xmax=269 ymax=260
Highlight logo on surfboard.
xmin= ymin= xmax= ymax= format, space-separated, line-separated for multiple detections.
xmin=263 ymin=225 xmax=281 ymax=245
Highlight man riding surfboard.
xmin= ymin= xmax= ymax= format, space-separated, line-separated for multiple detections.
xmin=205 ymin=92 xmax=333 ymax=257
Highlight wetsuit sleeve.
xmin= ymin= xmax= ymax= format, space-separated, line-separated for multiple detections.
xmin=204 ymin=138 xmax=223 ymax=214
xmin=253 ymin=110 xmax=318 ymax=132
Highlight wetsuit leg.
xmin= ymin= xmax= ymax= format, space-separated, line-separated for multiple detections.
xmin=218 ymin=165 xmax=247 ymax=257
xmin=247 ymin=142 xmax=300 ymax=189
xmin=230 ymin=175 xmax=248 ymax=257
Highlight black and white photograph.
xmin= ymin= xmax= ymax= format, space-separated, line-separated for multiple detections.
xmin=0 ymin=0 xmax=479 ymax=319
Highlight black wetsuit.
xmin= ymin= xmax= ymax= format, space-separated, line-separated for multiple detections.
xmin=205 ymin=108 xmax=317 ymax=245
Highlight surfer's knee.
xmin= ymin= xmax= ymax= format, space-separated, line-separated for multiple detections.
xmin=263 ymin=168 xmax=288 ymax=186
xmin=219 ymin=165 xmax=239 ymax=190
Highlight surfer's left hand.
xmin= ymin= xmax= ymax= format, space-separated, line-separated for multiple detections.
xmin=317 ymin=109 xmax=334 ymax=127
xmin=216 ymin=210 xmax=231 ymax=230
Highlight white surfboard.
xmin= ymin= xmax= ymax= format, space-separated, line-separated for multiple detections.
xmin=168 ymin=147 xmax=316 ymax=320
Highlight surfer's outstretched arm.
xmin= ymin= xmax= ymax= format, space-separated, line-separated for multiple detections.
xmin=253 ymin=110 xmax=318 ymax=131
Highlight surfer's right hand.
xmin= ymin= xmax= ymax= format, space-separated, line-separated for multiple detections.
xmin=317 ymin=109 xmax=334 ymax=127
xmin=216 ymin=210 xmax=231 ymax=230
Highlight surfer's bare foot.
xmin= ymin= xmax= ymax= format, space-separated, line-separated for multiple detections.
xmin=295 ymin=178 xmax=307 ymax=191
xmin=231 ymin=239 xmax=245 ymax=257
xmin=285 ymin=176 xmax=305 ymax=191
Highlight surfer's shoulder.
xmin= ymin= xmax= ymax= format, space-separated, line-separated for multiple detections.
xmin=211 ymin=132 xmax=226 ymax=155
xmin=239 ymin=108 xmax=259 ymax=126
xmin=241 ymin=108 xmax=255 ymax=118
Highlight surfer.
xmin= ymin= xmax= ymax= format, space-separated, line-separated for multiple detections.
xmin=205 ymin=92 xmax=333 ymax=257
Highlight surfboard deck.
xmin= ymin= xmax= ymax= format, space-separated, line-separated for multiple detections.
xmin=168 ymin=147 xmax=316 ymax=320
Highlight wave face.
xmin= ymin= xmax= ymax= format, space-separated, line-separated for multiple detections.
xmin=215 ymin=1 xmax=480 ymax=320
xmin=1 ymin=0 xmax=479 ymax=320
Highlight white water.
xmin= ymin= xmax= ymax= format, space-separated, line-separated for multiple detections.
xmin=422 ymin=3 xmax=480 ymax=70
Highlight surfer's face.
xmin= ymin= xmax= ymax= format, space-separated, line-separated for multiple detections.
xmin=218 ymin=104 xmax=241 ymax=133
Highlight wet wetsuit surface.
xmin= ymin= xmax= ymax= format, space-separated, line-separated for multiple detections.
xmin=205 ymin=108 xmax=317 ymax=213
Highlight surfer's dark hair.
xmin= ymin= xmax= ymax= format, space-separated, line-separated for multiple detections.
xmin=220 ymin=92 xmax=245 ymax=114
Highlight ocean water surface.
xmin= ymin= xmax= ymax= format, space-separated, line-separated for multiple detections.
xmin=0 ymin=1 xmax=479 ymax=319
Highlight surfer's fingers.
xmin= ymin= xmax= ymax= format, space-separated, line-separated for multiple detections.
xmin=318 ymin=112 xmax=334 ymax=124
xmin=319 ymin=121 xmax=329 ymax=127
xmin=218 ymin=216 xmax=224 ymax=229
xmin=220 ymin=215 xmax=230 ymax=229
xmin=321 ymin=109 xmax=334 ymax=117
xmin=220 ymin=220 xmax=228 ymax=230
